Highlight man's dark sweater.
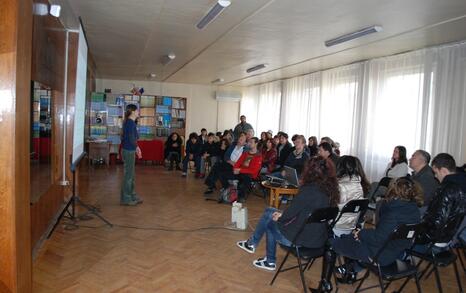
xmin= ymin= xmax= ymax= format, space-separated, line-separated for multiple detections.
xmin=411 ymin=165 xmax=439 ymax=206
xmin=284 ymin=150 xmax=310 ymax=176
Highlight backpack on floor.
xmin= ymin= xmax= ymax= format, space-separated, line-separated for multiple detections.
xmin=218 ymin=185 xmax=238 ymax=204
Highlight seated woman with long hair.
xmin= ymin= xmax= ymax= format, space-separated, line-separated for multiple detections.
xmin=164 ymin=132 xmax=182 ymax=170
xmin=236 ymin=156 xmax=340 ymax=271
xmin=369 ymin=145 xmax=409 ymax=200
xmin=331 ymin=177 xmax=422 ymax=281
xmin=334 ymin=156 xmax=370 ymax=236
xmin=261 ymin=138 xmax=277 ymax=174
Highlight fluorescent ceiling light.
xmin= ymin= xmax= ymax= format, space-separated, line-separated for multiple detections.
xmin=149 ymin=73 xmax=156 ymax=78
xmin=211 ymin=78 xmax=224 ymax=84
xmin=325 ymin=25 xmax=383 ymax=47
xmin=246 ymin=63 xmax=268 ymax=73
xmin=196 ymin=0 xmax=231 ymax=30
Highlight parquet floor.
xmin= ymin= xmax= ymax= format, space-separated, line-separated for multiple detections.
xmin=33 ymin=165 xmax=465 ymax=292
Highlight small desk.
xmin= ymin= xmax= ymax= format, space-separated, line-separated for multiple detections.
xmin=262 ymin=181 xmax=299 ymax=208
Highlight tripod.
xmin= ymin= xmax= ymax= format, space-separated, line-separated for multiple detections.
xmin=48 ymin=157 xmax=112 ymax=239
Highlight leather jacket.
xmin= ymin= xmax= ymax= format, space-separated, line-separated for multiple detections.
xmin=421 ymin=174 xmax=466 ymax=243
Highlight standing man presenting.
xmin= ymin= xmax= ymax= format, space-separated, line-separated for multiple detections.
xmin=234 ymin=115 xmax=254 ymax=140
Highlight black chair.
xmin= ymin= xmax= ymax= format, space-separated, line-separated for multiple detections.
xmin=270 ymin=207 xmax=340 ymax=293
xmin=353 ymin=223 xmax=424 ymax=293
xmin=334 ymin=199 xmax=370 ymax=231
xmin=456 ymin=226 xmax=466 ymax=273
xmin=402 ymin=218 xmax=465 ymax=293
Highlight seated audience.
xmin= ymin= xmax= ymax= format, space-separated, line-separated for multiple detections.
xmin=258 ymin=131 xmax=268 ymax=151
xmin=331 ymin=177 xmax=422 ymax=282
xmin=236 ymin=156 xmax=340 ymax=271
xmin=318 ymin=142 xmax=340 ymax=167
xmin=164 ymin=132 xmax=182 ymax=170
xmin=281 ymin=135 xmax=310 ymax=177
xmin=273 ymin=135 xmax=280 ymax=147
xmin=230 ymin=137 xmax=263 ymax=202
xmin=414 ymin=153 xmax=466 ymax=252
xmin=199 ymin=133 xmax=220 ymax=178
xmin=217 ymin=138 xmax=230 ymax=163
xmin=222 ymin=130 xmax=233 ymax=144
xmin=199 ymin=128 xmax=208 ymax=145
xmin=291 ymin=134 xmax=310 ymax=156
xmin=368 ymin=145 xmax=409 ymax=200
xmin=234 ymin=115 xmax=254 ymax=140
xmin=334 ymin=156 xmax=370 ymax=236
xmin=408 ymin=150 xmax=438 ymax=208
xmin=308 ymin=136 xmax=318 ymax=157
xmin=275 ymin=132 xmax=293 ymax=170
xmin=204 ymin=133 xmax=247 ymax=194
xmin=261 ymin=138 xmax=277 ymax=174
xmin=181 ymin=133 xmax=202 ymax=177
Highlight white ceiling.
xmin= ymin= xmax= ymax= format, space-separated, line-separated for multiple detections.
xmin=67 ymin=0 xmax=466 ymax=86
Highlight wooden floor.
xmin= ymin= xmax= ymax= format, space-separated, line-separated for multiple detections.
xmin=33 ymin=165 xmax=465 ymax=292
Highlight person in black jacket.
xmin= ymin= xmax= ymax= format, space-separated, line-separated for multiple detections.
xmin=199 ymin=133 xmax=219 ymax=178
xmin=331 ymin=177 xmax=422 ymax=282
xmin=181 ymin=132 xmax=202 ymax=178
xmin=275 ymin=132 xmax=293 ymax=170
xmin=236 ymin=156 xmax=340 ymax=271
xmin=308 ymin=136 xmax=318 ymax=157
xmin=415 ymin=153 xmax=466 ymax=249
xmin=164 ymin=132 xmax=182 ymax=170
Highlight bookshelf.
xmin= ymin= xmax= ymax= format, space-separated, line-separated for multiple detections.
xmin=88 ymin=92 xmax=187 ymax=159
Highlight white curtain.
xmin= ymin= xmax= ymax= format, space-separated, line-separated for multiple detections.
xmin=357 ymin=51 xmax=428 ymax=181
xmin=280 ymin=72 xmax=321 ymax=137
xmin=428 ymin=43 xmax=466 ymax=164
xmin=320 ymin=64 xmax=363 ymax=155
xmin=241 ymin=81 xmax=282 ymax=135
xmin=242 ymin=40 xmax=466 ymax=180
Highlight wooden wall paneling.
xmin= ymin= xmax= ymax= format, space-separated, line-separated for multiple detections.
xmin=0 ymin=0 xmax=33 ymax=291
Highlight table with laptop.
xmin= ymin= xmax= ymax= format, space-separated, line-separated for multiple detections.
xmin=262 ymin=166 xmax=299 ymax=208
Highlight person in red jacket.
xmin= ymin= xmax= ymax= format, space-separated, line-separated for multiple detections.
xmin=261 ymin=138 xmax=277 ymax=174
xmin=233 ymin=137 xmax=262 ymax=202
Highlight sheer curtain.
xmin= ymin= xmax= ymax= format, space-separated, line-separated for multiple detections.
xmin=357 ymin=51 xmax=428 ymax=180
xmin=241 ymin=81 xmax=282 ymax=135
xmin=241 ymin=40 xmax=466 ymax=180
xmin=280 ymin=72 xmax=321 ymax=137
xmin=240 ymin=86 xmax=259 ymax=131
xmin=320 ymin=64 xmax=363 ymax=155
xmin=428 ymin=43 xmax=466 ymax=164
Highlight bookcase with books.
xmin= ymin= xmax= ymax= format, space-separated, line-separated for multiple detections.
xmin=88 ymin=92 xmax=187 ymax=161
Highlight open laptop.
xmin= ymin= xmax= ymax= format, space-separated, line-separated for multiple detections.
xmin=265 ymin=166 xmax=299 ymax=188
xmin=283 ymin=166 xmax=299 ymax=188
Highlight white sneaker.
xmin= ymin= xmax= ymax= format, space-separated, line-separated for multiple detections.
xmin=236 ymin=240 xmax=255 ymax=254
xmin=253 ymin=257 xmax=276 ymax=271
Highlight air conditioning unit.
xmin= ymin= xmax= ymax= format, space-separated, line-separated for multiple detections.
xmin=215 ymin=90 xmax=242 ymax=102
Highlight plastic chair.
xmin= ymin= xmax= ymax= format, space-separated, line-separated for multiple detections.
xmin=353 ymin=223 xmax=424 ymax=293
xmin=270 ymin=207 xmax=339 ymax=293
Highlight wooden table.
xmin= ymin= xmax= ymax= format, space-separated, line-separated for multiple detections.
xmin=262 ymin=181 xmax=299 ymax=208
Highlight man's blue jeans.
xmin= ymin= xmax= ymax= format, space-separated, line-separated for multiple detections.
xmin=248 ymin=207 xmax=292 ymax=264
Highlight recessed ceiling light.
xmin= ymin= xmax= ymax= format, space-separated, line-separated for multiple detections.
xmin=325 ymin=26 xmax=383 ymax=47
xmin=161 ymin=53 xmax=176 ymax=65
xmin=149 ymin=73 xmax=156 ymax=78
xmin=196 ymin=0 xmax=231 ymax=30
xmin=246 ymin=63 xmax=268 ymax=73
xmin=211 ymin=78 xmax=224 ymax=84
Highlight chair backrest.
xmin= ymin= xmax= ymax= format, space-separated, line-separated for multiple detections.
xmin=335 ymin=199 xmax=369 ymax=225
xmin=373 ymin=223 xmax=424 ymax=262
xmin=307 ymin=207 xmax=340 ymax=225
